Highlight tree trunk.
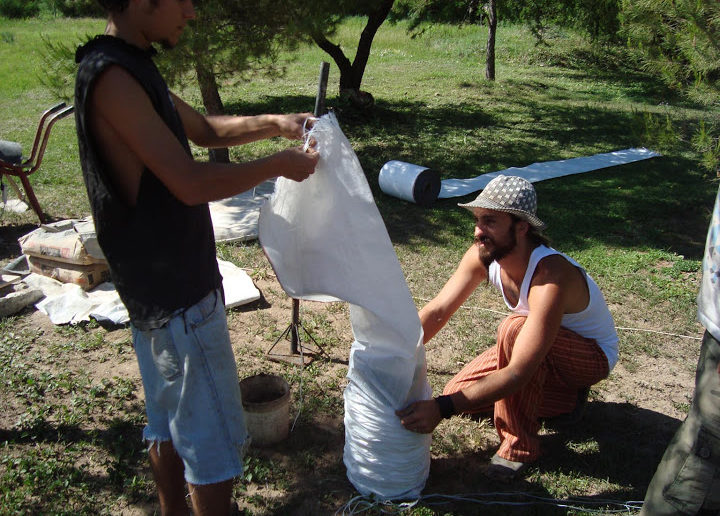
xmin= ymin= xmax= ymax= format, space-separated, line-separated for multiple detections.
xmin=312 ymin=0 xmax=394 ymax=107
xmin=194 ymin=59 xmax=229 ymax=163
xmin=485 ymin=0 xmax=497 ymax=81
xmin=312 ymin=34 xmax=353 ymax=90
xmin=352 ymin=0 xmax=394 ymax=88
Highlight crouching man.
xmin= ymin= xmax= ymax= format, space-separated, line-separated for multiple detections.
xmin=397 ymin=175 xmax=619 ymax=481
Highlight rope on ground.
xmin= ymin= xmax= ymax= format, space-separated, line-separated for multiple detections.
xmin=335 ymin=492 xmax=644 ymax=515
xmin=615 ymin=326 xmax=701 ymax=340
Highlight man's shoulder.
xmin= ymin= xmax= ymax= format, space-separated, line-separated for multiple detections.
xmin=76 ymin=36 xmax=153 ymax=74
xmin=77 ymin=36 xmax=117 ymax=65
xmin=536 ymin=251 xmax=574 ymax=269
xmin=531 ymin=252 xmax=579 ymax=286
xmin=76 ymin=37 xmax=127 ymax=91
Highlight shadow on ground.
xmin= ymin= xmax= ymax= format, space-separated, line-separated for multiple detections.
xmin=227 ymin=92 xmax=714 ymax=262
xmin=234 ymin=400 xmax=678 ymax=515
xmin=0 ymin=223 xmax=36 ymax=263
xmin=417 ymin=401 xmax=678 ymax=515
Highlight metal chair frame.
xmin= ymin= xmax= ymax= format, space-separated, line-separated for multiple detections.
xmin=0 ymin=102 xmax=75 ymax=223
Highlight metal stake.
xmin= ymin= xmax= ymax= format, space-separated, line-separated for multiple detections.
xmin=266 ymin=62 xmax=331 ymax=366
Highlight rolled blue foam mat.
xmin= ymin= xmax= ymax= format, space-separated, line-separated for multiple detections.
xmin=378 ymin=160 xmax=441 ymax=207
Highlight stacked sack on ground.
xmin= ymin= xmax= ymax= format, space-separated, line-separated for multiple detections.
xmin=19 ymin=218 xmax=109 ymax=291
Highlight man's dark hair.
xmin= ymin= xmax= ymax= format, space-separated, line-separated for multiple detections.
xmin=97 ymin=0 xmax=130 ymax=12
xmin=97 ymin=0 xmax=160 ymax=13
xmin=510 ymin=215 xmax=551 ymax=247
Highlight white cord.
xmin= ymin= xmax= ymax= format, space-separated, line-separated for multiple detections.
xmin=302 ymin=116 xmax=319 ymax=152
xmin=336 ymin=492 xmax=644 ymax=515
xmin=335 ymin=495 xmax=419 ymax=515
xmin=615 ymin=326 xmax=702 ymax=340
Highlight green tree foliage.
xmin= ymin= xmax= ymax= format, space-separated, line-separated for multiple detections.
xmin=392 ymin=0 xmax=498 ymax=79
xmin=0 ymin=0 xmax=41 ymax=18
xmin=391 ymin=0 xmax=621 ymax=82
xmin=40 ymin=34 xmax=85 ymax=101
xmin=294 ymin=0 xmax=395 ymax=107
xmin=392 ymin=0 xmax=483 ymax=27
xmin=621 ymin=0 xmax=720 ymax=99
xmin=0 ymin=0 xmax=102 ymax=18
xmin=39 ymin=1 xmax=308 ymax=160
xmin=154 ymin=0 xmax=304 ymax=161
xmin=396 ymin=0 xmax=621 ymax=43
xmin=50 ymin=0 xmax=103 ymax=17
xmin=692 ymin=120 xmax=720 ymax=176
xmin=498 ymin=0 xmax=620 ymax=43
xmin=158 ymin=0 xmax=301 ymax=107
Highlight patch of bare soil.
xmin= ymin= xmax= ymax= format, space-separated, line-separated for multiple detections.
xmin=2 ymin=265 xmax=701 ymax=514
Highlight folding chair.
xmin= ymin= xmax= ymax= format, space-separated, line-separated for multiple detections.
xmin=0 ymin=102 xmax=75 ymax=223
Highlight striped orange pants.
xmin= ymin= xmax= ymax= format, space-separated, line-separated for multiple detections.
xmin=443 ymin=313 xmax=610 ymax=463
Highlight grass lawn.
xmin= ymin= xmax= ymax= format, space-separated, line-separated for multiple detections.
xmin=1 ymin=14 xmax=718 ymax=515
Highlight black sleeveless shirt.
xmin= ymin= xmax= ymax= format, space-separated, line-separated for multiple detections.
xmin=75 ymin=36 xmax=222 ymax=330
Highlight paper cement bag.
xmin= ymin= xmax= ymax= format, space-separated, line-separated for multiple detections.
xmin=258 ymin=112 xmax=431 ymax=499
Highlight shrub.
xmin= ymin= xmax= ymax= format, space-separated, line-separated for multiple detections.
xmin=621 ymin=0 xmax=720 ymax=100
xmin=0 ymin=0 xmax=41 ymax=18
xmin=50 ymin=0 xmax=103 ymax=17
xmin=692 ymin=120 xmax=720 ymax=178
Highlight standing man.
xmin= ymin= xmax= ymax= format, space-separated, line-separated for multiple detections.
xmin=74 ymin=1 xmax=319 ymax=514
xmin=641 ymin=182 xmax=720 ymax=515
xmin=397 ymin=175 xmax=619 ymax=481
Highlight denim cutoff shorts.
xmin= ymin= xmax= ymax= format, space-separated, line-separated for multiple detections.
xmin=132 ymin=289 xmax=248 ymax=485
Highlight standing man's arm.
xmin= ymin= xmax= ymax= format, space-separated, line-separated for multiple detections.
xmin=171 ymin=93 xmax=312 ymax=148
xmin=89 ymin=66 xmax=318 ymax=207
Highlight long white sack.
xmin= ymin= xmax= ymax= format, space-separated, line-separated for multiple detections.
xmin=258 ymin=113 xmax=431 ymax=500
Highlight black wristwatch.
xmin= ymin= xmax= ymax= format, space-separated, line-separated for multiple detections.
xmin=434 ymin=394 xmax=455 ymax=419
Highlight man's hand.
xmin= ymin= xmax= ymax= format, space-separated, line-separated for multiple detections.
xmin=396 ymin=400 xmax=442 ymax=434
xmin=276 ymin=113 xmax=315 ymax=140
xmin=277 ymin=145 xmax=319 ymax=182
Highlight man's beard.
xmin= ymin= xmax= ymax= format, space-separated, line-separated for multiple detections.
xmin=475 ymin=229 xmax=517 ymax=268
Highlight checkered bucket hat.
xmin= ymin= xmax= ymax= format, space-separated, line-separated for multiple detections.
xmin=458 ymin=175 xmax=546 ymax=230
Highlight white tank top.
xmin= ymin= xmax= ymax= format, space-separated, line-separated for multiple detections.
xmin=488 ymin=245 xmax=619 ymax=370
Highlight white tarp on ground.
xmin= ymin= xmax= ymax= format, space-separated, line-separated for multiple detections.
xmin=438 ymin=147 xmax=661 ymax=198
xmin=379 ymin=148 xmax=661 ymax=205
xmin=210 ymin=180 xmax=276 ymax=243
xmin=23 ymin=258 xmax=260 ymax=326
xmin=1 ymin=199 xmax=29 ymax=214
xmin=258 ymin=112 xmax=431 ymax=500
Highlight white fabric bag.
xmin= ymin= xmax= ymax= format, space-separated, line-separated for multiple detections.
xmin=258 ymin=112 xmax=431 ymax=499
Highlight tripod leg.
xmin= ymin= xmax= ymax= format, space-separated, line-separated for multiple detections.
xmin=291 ymin=299 xmax=300 ymax=354
xmin=266 ymin=324 xmax=293 ymax=356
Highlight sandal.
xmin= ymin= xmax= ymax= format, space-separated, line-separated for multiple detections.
xmin=484 ymin=453 xmax=530 ymax=482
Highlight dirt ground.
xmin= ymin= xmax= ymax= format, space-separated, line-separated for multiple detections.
xmin=0 ymin=225 xmax=702 ymax=513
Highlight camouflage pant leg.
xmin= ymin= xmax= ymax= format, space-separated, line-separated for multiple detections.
xmin=641 ymin=331 xmax=720 ymax=516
